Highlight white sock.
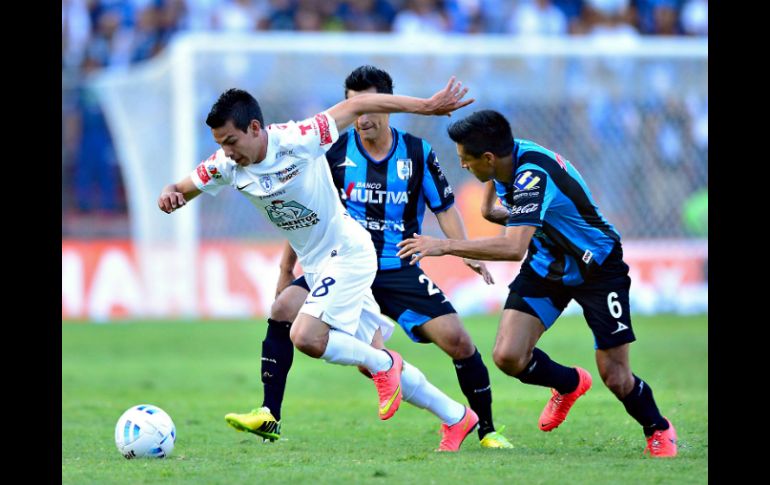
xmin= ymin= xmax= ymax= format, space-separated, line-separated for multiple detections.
xmin=401 ymin=361 xmax=466 ymax=425
xmin=320 ymin=329 xmax=392 ymax=373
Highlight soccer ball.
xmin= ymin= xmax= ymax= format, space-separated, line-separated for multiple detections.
xmin=114 ymin=404 xmax=176 ymax=459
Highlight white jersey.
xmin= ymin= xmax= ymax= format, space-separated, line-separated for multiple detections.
xmin=190 ymin=111 xmax=372 ymax=273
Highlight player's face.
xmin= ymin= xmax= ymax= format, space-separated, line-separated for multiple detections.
xmin=211 ymin=120 xmax=262 ymax=166
xmin=457 ymin=144 xmax=494 ymax=182
xmin=346 ymin=87 xmax=389 ymax=143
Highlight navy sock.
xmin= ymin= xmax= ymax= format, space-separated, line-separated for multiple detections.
xmin=453 ymin=348 xmax=495 ymax=439
xmin=261 ymin=319 xmax=294 ymax=421
xmin=515 ymin=347 xmax=579 ymax=395
xmin=620 ymin=375 xmax=668 ymax=436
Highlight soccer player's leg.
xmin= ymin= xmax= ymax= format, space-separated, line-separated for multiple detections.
xmin=372 ymin=267 xmax=510 ymax=447
xmin=395 ymin=358 xmax=478 ymax=451
xmin=417 ymin=315 xmax=513 ymax=448
xmin=579 ymin=274 xmax=677 ymax=457
xmin=499 ymin=272 xmax=591 ymax=432
xmin=262 ymin=282 xmax=308 ymax=419
xmin=291 ymin=255 xmax=403 ymax=420
xmin=365 ymin=322 xmax=477 ymax=452
xmin=224 ymin=278 xmax=309 ymax=441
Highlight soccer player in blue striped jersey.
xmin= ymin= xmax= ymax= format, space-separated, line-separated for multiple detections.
xmin=397 ymin=109 xmax=678 ymax=458
xmin=228 ymin=66 xmax=512 ymax=449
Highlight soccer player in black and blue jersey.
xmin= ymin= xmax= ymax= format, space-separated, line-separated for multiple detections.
xmin=397 ymin=109 xmax=678 ymax=457
xmin=225 ymin=67 xmax=513 ymax=449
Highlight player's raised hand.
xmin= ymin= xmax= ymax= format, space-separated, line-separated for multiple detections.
xmin=423 ymin=76 xmax=475 ymax=116
xmin=463 ymin=258 xmax=495 ymax=285
xmin=396 ymin=233 xmax=447 ymax=265
xmin=158 ymin=191 xmax=187 ymax=213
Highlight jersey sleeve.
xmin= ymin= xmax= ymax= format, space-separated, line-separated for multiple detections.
xmin=421 ymin=147 xmax=455 ymax=213
xmin=506 ymin=168 xmax=553 ymax=227
xmin=190 ymin=149 xmax=234 ymax=196
xmin=276 ymin=111 xmax=340 ymax=160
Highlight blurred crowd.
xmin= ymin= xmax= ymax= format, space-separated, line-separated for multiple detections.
xmin=62 ymin=0 xmax=708 ymax=74
xmin=61 ymin=0 xmax=708 ymax=237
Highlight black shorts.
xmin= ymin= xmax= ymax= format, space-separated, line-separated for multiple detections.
xmin=504 ymin=265 xmax=636 ymax=350
xmin=292 ymin=265 xmax=456 ymax=343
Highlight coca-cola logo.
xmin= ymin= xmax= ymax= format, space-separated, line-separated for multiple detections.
xmin=510 ymin=203 xmax=539 ymax=215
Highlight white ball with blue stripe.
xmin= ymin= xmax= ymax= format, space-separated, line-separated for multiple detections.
xmin=114 ymin=404 xmax=176 ymax=459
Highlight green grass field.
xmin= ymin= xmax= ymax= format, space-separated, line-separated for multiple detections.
xmin=62 ymin=314 xmax=707 ymax=484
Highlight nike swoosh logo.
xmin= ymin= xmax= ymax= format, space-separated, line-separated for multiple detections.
xmin=379 ymin=384 xmax=401 ymax=415
xmin=540 ymin=422 xmax=550 ymax=428
xmin=237 ymin=181 xmax=254 ymax=190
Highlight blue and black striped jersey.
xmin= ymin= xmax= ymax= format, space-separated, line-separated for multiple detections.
xmin=326 ymin=127 xmax=454 ymax=270
xmin=495 ymin=139 xmax=623 ymax=285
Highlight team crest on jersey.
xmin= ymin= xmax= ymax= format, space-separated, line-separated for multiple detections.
xmin=514 ymin=171 xmax=540 ymax=191
xmin=259 ymin=175 xmax=273 ymax=192
xmin=396 ymin=159 xmax=412 ymax=181
xmin=265 ymin=200 xmax=319 ymax=231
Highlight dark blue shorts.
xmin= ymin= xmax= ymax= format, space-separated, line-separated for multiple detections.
xmin=504 ymin=264 xmax=636 ymax=350
xmin=292 ymin=265 xmax=455 ymax=343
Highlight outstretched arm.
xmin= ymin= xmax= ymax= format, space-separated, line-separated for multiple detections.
xmin=397 ymin=225 xmax=537 ymax=263
xmin=158 ymin=176 xmax=201 ymax=213
xmin=435 ymin=206 xmax=494 ymax=284
xmin=327 ymin=76 xmax=474 ymax=132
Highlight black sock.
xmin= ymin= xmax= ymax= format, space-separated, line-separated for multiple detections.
xmin=515 ymin=347 xmax=579 ymax=395
xmin=619 ymin=375 xmax=668 ymax=437
xmin=454 ymin=348 xmax=495 ymax=439
xmin=261 ymin=319 xmax=294 ymax=421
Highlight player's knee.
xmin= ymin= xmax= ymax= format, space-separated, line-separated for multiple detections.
xmin=438 ymin=330 xmax=475 ymax=360
xmin=271 ymin=297 xmax=299 ymax=323
xmin=492 ymin=347 xmax=528 ymax=376
xmin=600 ymin=366 xmax=634 ymax=398
xmin=289 ymin=326 xmax=324 ymax=358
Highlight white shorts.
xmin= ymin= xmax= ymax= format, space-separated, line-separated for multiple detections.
xmin=299 ymin=241 xmax=394 ymax=345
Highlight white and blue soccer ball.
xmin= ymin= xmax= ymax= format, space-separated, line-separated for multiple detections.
xmin=114 ymin=404 xmax=176 ymax=459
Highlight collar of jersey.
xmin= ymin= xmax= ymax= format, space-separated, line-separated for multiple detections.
xmin=512 ymin=138 xmax=520 ymax=171
xmin=495 ymin=139 xmax=521 ymax=188
xmin=352 ymin=127 xmax=399 ymax=165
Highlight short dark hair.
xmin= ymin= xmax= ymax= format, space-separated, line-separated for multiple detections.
xmin=344 ymin=65 xmax=394 ymax=97
xmin=205 ymin=88 xmax=264 ymax=132
xmin=447 ymin=110 xmax=515 ymax=157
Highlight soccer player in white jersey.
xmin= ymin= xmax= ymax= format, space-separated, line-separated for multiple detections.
xmin=157 ymin=78 xmax=480 ymax=451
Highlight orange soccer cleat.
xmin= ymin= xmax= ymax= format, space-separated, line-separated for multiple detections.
xmin=539 ymin=367 xmax=593 ymax=432
xmin=372 ymin=349 xmax=404 ymax=420
xmin=644 ymin=418 xmax=678 ymax=458
xmin=437 ymin=407 xmax=479 ymax=452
